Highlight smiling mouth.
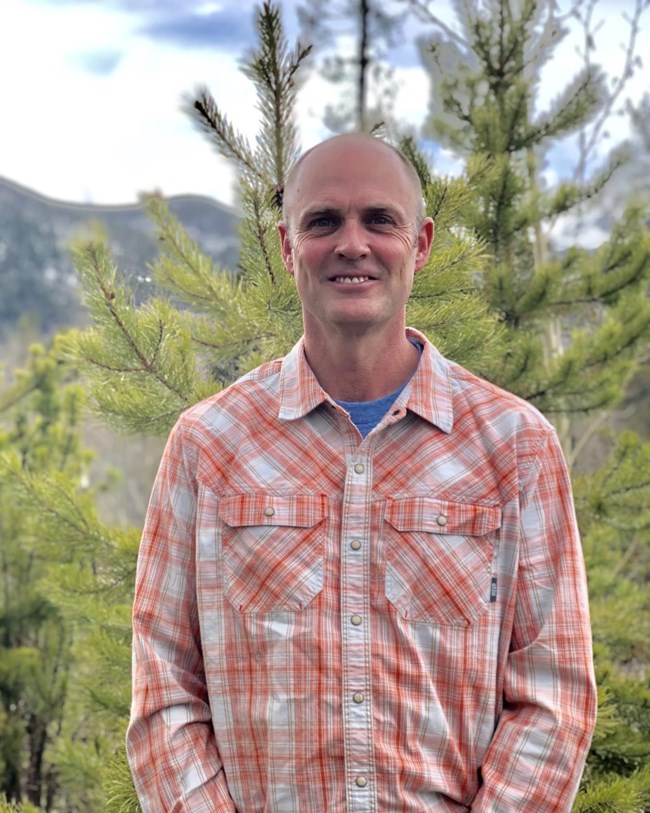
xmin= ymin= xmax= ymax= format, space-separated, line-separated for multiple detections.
xmin=332 ymin=275 xmax=373 ymax=284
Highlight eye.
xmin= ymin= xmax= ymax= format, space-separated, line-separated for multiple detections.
xmin=368 ymin=212 xmax=395 ymax=226
xmin=308 ymin=215 xmax=338 ymax=229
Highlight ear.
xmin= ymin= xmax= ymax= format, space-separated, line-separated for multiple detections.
xmin=277 ymin=222 xmax=294 ymax=275
xmin=414 ymin=218 xmax=435 ymax=275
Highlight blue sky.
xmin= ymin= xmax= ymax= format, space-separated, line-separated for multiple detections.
xmin=0 ymin=0 xmax=648 ymax=209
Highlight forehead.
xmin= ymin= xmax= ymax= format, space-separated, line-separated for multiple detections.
xmin=287 ymin=138 xmax=418 ymax=217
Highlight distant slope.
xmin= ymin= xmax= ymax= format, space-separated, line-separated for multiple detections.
xmin=0 ymin=177 xmax=241 ymax=335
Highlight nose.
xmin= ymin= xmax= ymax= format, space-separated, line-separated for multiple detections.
xmin=335 ymin=219 xmax=369 ymax=260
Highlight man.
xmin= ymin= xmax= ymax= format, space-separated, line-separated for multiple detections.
xmin=126 ymin=134 xmax=597 ymax=812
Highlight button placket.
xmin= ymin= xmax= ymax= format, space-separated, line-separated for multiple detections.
xmin=341 ymin=455 xmax=375 ymax=810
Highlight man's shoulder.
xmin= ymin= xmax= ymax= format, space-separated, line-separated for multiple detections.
xmin=445 ymin=356 xmax=554 ymax=435
xmin=177 ymin=356 xmax=285 ymax=433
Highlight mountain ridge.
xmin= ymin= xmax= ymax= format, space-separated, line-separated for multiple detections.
xmin=0 ymin=176 xmax=241 ymax=336
xmin=0 ymin=174 xmax=240 ymax=215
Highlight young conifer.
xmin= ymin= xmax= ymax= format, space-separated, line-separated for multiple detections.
xmin=414 ymin=1 xmax=650 ymax=808
xmin=0 ymin=344 xmax=114 ymax=810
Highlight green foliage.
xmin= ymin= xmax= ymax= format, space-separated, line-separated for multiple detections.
xmin=572 ymin=766 xmax=650 ymax=813
xmin=416 ymin=3 xmax=650 ymax=808
xmin=66 ymin=240 xmax=212 ymax=434
xmin=0 ymin=795 xmax=38 ymax=813
xmin=420 ymin=2 xmax=650 ymax=428
xmin=0 ymin=344 xmax=104 ymax=809
xmin=104 ymin=746 xmax=142 ymax=813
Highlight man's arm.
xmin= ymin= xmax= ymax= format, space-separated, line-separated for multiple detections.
xmin=126 ymin=420 xmax=236 ymax=813
xmin=472 ymin=428 xmax=597 ymax=812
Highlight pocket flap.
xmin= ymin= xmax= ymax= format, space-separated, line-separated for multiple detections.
xmin=386 ymin=497 xmax=501 ymax=536
xmin=219 ymin=493 xmax=328 ymax=528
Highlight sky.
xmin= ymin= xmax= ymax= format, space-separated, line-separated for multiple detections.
xmin=0 ymin=0 xmax=648 ymax=210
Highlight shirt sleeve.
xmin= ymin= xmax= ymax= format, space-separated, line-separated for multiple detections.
xmin=472 ymin=427 xmax=597 ymax=812
xmin=126 ymin=419 xmax=236 ymax=813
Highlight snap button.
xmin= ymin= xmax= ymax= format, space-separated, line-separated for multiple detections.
xmin=263 ymin=507 xmax=275 ymax=517
xmin=350 ymin=615 xmax=362 ymax=626
xmin=436 ymin=514 xmax=448 ymax=527
xmin=352 ymin=692 xmax=364 ymax=703
xmin=354 ymin=463 xmax=365 ymax=474
xmin=355 ymin=776 xmax=368 ymax=788
xmin=350 ymin=539 xmax=362 ymax=551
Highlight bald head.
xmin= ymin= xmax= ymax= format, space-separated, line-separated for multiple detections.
xmin=282 ymin=134 xmax=425 ymax=235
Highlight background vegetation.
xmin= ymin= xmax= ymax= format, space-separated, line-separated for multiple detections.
xmin=1 ymin=1 xmax=649 ymax=810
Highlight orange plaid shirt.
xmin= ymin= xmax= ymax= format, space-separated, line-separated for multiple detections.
xmin=127 ymin=329 xmax=596 ymax=812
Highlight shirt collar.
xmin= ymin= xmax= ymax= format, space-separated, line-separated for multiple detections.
xmin=278 ymin=337 xmax=330 ymax=420
xmin=401 ymin=327 xmax=453 ymax=434
xmin=278 ymin=328 xmax=454 ymax=434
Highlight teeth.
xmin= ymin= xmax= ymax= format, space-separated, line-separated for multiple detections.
xmin=335 ymin=276 xmax=370 ymax=284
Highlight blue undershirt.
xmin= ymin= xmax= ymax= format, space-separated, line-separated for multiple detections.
xmin=333 ymin=341 xmax=423 ymax=438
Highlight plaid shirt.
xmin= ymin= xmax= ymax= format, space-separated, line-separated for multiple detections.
xmin=127 ymin=329 xmax=596 ymax=812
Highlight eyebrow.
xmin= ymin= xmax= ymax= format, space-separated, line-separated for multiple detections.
xmin=300 ymin=207 xmax=338 ymax=221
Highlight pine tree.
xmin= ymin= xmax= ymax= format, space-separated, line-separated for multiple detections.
xmin=412 ymin=0 xmax=650 ymax=808
xmin=0 ymin=339 xmax=139 ymax=812
xmin=296 ymin=0 xmax=405 ymax=132
xmin=0 ymin=344 xmax=99 ymax=809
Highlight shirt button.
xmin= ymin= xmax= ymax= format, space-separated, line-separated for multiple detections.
xmin=352 ymin=692 xmax=365 ymax=703
xmin=354 ymin=463 xmax=365 ymax=474
xmin=350 ymin=615 xmax=362 ymax=626
xmin=264 ymin=506 xmax=275 ymax=517
xmin=356 ymin=776 xmax=368 ymax=788
xmin=436 ymin=514 xmax=448 ymax=527
xmin=350 ymin=539 xmax=362 ymax=550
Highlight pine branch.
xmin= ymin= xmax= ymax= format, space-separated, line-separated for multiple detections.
xmin=186 ymin=86 xmax=260 ymax=182
xmin=83 ymin=249 xmax=186 ymax=401
xmin=574 ymin=0 xmax=648 ymax=183
xmin=253 ymin=194 xmax=277 ymax=284
xmin=68 ymin=241 xmax=209 ymax=433
xmin=398 ymin=135 xmax=432 ymax=189
xmin=405 ymin=0 xmax=466 ymax=47
xmin=242 ymin=1 xmax=311 ymax=185
xmin=147 ymin=195 xmax=243 ymax=315
xmin=527 ymin=68 xmax=605 ymax=147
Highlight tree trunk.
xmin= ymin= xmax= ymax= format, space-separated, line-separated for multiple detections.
xmin=357 ymin=0 xmax=369 ymax=130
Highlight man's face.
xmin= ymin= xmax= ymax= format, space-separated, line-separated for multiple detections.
xmin=278 ymin=137 xmax=433 ymax=338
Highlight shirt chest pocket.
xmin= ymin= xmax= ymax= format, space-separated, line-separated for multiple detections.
xmin=218 ymin=493 xmax=328 ymax=613
xmin=384 ymin=497 xmax=501 ymax=626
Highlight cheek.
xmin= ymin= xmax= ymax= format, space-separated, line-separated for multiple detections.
xmin=376 ymin=229 xmax=417 ymax=258
xmin=292 ymin=238 xmax=327 ymax=269
xmin=388 ymin=239 xmax=417 ymax=268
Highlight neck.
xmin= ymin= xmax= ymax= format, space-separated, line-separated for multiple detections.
xmin=304 ymin=325 xmax=418 ymax=401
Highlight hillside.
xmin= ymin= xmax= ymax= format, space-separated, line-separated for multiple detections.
xmin=0 ymin=177 xmax=241 ymax=336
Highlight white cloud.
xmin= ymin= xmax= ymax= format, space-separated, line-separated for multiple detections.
xmin=0 ymin=0 xmax=260 ymax=204
xmin=0 ymin=0 xmax=648 ymax=208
